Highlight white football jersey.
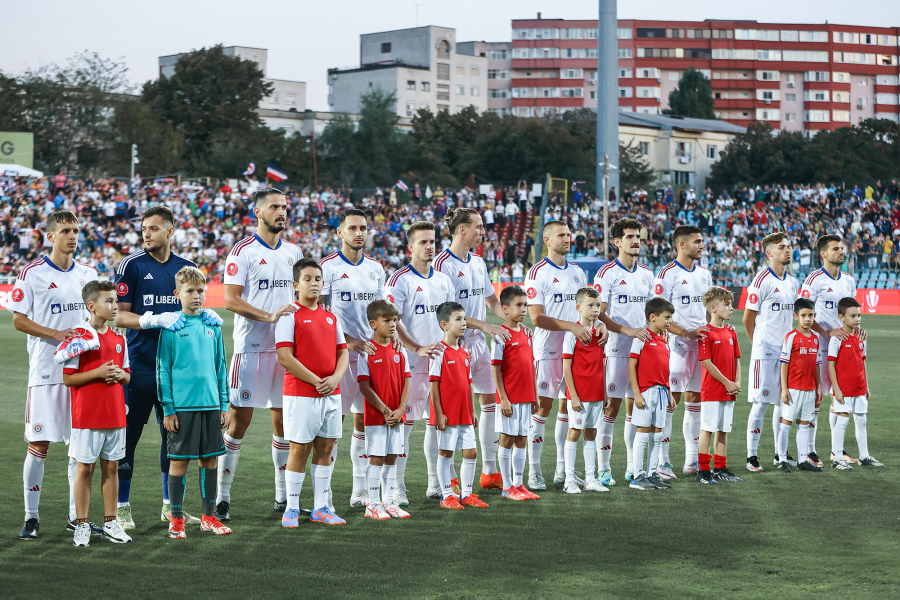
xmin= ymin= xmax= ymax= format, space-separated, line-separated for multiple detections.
xmin=7 ymin=257 xmax=98 ymax=387
xmin=433 ymin=249 xmax=495 ymax=340
xmin=746 ymin=267 xmax=800 ymax=359
xmin=320 ymin=251 xmax=386 ymax=358
xmin=224 ymin=235 xmax=303 ymax=354
xmin=525 ymin=258 xmax=587 ymax=361
xmin=652 ymin=260 xmax=712 ymax=352
xmin=800 ymin=268 xmax=856 ymax=353
xmin=593 ymin=259 xmax=654 ymax=357
xmin=384 ymin=264 xmax=454 ymax=373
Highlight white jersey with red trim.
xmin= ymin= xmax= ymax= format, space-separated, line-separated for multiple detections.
xmin=7 ymin=257 xmax=98 ymax=387
xmin=384 ymin=264 xmax=454 ymax=373
xmin=800 ymin=268 xmax=856 ymax=351
xmin=320 ymin=251 xmax=386 ymax=359
xmin=746 ymin=267 xmax=800 ymax=359
xmin=652 ymin=260 xmax=712 ymax=352
xmin=525 ymin=258 xmax=587 ymax=360
xmin=433 ymin=249 xmax=495 ymax=340
xmin=224 ymin=234 xmax=303 ymax=354
xmin=593 ymin=259 xmax=654 ymax=357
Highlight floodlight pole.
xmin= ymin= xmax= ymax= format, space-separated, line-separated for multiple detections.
xmin=603 ymin=153 xmax=609 ymax=259
xmin=597 ymin=0 xmax=619 ymax=258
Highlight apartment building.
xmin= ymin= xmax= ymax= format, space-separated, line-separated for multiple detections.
xmin=505 ymin=17 xmax=900 ymax=133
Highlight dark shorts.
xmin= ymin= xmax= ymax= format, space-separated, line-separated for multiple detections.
xmin=125 ymin=369 xmax=164 ymax=425
xmin=167 ymin=410 xmax=225 ymax=460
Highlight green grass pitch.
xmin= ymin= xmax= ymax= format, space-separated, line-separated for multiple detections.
xmin=0 ymin=309 xmax=898 ymax=599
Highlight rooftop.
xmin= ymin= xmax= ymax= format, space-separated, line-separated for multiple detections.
xmin=617 ymin=112 xmax=747 ymax=134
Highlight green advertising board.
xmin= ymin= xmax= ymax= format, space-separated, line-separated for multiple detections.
xmin=0 ymin=132 xmax=34 ymax=169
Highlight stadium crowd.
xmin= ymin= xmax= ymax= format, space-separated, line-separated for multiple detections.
xmin=1 ymin=172 xmax=898 ymax=289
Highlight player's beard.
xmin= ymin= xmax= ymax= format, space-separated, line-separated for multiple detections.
xmin=345 ymin=239 xmax=366 ymax=251
xmin=261 ymin=215 xmax=285 ymax=234
xmin=144 ymin=239 xmax=168 ymax=255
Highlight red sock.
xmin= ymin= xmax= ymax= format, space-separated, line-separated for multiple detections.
xmin=698 ymin=453 xmax=712 ymax=471
xmin=714 ymin=454 xmax=727 ymax=470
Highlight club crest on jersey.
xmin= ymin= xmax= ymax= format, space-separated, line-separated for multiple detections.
xmin=729 ymin=338 xmax=733 ymax=345
xmin=227 ymin=263 xmax=238 ymax=276
xmin=574 ymin=276 xmax=579 ymax=283
xmin=641 ymin=279 xmax=648 ymax=285
xmin=116 ymin=283 xmax=128 ymax=297
xmin=801 ymin=290 xmax=811 ymax=298
xmin=287 ymin=258 xmax=295 ymax=266
xmin=369 ymin=272 xmax=376 ymax=280
xmin=539 ymin=381 xmax=549 ymax=390
xmin=526 ymin=287 xmax=537 ymax=299
xmin=387 ymin=294 xmax=395 ymax=304
xmin=12 ymin=288 xmax=24 ymax=302
xmin=405 ymin=405 xmax=411 ymax=413
xmin=576 ymin=418 xmax=583 ymax=425
xmin=340 ymin=292 xmax=351 ymax=301
xmin=326 ymin=317 xmax=334 ymax=325
xmin=206 ymin=329 xmax=214 ymax=337
xmin=116 ymin=344 xmax=122 ymax=353
xmin=749 ymin=293 xmax=759 ymax=304
xmin=594 ymin=284 xmax=602 ymax=293
xmin=441 ymin=285 xmax=447 ymax=291
xmin=240 ymin=390 xmax=251 ymax=401
xmin=654 ymin=284 xmax=663 ymax=295
xmin=464 ymin=359 xmax=469 ymax=367
xmin=394 ymin=355 xmax=400 ymax=363
xmin=701 ymin=278 xmax=707 ymax=284
xmin=671 ymin=377 xmax=679 ymax=386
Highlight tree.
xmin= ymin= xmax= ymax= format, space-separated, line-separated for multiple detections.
xmin=619 ymin=140 xmax=655 ymax=189
xmin=663 ymin=67 xmax=716 ymax=120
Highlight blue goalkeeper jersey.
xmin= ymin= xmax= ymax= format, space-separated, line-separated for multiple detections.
xmin=156 ymin=313 xmax=229 ymax=415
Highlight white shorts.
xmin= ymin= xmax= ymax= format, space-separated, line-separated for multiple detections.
xmin=568 ymin=400 xmax=604 ymax=430
xmin=749 ymin=358 xmax=781 ymax=404
xmin=25 ymin=384 xmax=71 ymax=444
xmin=496 ymin=403 xmax=533 ymax=436
xmin=283 ymin=395 xmax=342 ymax=443
xmin=535 ymin=359 xmax=563 ymax=399
xmin=407 ymin=372 xmax=431 ymax=421
xmin=340 ymin=358 xmax=364 ymax=416
xmin=365 ymin=424 xmax=405 ymax=456
xmin=670 ymin=349 xmax=701 ymax=393
xmin=700 ymin=401 xmax=735 ymax=433
xmin=782 ymin=389 xmax=816 ymax=422
xmin=229 ymin=352 xmax=285 ymax=409
xmin=633 ymin=385 xmax=669 ymax=428
xmin=70 ymin=427 xmax=126 ymax=463
xmin=438 ymin=424 xmax=477 ymax=452
xmin=833 ymin=395 xmax=868 ymax=415
xmin=817 ymin=353 xmax=833 ymax=395
xmin=467 ymin=335 xmax=496 ymax=395
xmin=604 ymin=356 xmax=633 ymax=399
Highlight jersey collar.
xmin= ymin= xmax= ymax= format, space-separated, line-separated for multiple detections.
xmin=253 ymin=233 xmax=282 ymax=250
xmin=42 ymin=255 xmax=74 ymax=272
xmin=673 ymin=259 xmax=695 ymax=273
xmin=820 ymin=268 xmax=842 ymax=281
xmin=543 ymin=257 xmax=568 ymax=270
xmin=337 ymin=250 xmax=363 ymax=266
xmin=767 ymin=266 xmax=787 ymax=281
xmin=615 ymin=258 xmax=636 ymax=273
xmin=446 ymin=249 xmax=470 ymax=264
xmin=407 ymin=264 xmax=434 ymax=279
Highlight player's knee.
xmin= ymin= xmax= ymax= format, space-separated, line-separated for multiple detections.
xmin=352 ymin=413 xmax=365 ymax=431
xmin=28 ymin=441 xmax=50 ymax=453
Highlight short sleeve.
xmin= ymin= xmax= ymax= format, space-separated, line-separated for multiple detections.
xmin=779 ymin=333 xmax=794 ymax=363
xmin=862 ymin=340 xmax=866 ymax=359
xmin=593 ymin=268 xmax=612 ymax=304
xmin=630 ymin=337 xmax=645 ymax=359
xmin=651 ymin=271 xmax=668 ymax=300
xmin=122 ymin=339 xmax=131 ymax=371
xmin=524 ymin=272 xmax=543 ymax=306
xmin=224 ymin=246 xmax=249 ymax=287
xmin=375 ymin=266 xmax=387 ymax=300
xmin=7 ymin=270 xmax=34 ymax=316
xmin=697 ymin=338 xmax=711 ymax=361
xmin=490 ymin=339 xmax=505 ymax=364
xmin=428 ymin=354 xmax=443 ymax=381
xmin=562 ymin=331 xmax=576 ymax=358
xmin=386 ymin=277 xmax=406 ymax=311
xmin=335 ymin=320 xmax=347 ymax=349
xmin=827 ymin=336 xmax=841 ymax=361
xmin=401 ymin=349 xmax=411 ymax=375
xmin=320 ymin=262 xmax=333 ymax=297
xmin=799 ymin=277 xmax=817 ymax=302
xmin=274 ymin=311 xmax=296 ymax=348
xmin=733 ymin=330 xmax=742 ymax=359
xmin=114 ymin=258 xmax=138 ymax=305
xmin=62 ymin=354 xmax=80 ymax=374
xmin=356 ymin=354 xmax=370 ymax=381
xmin=746 ymin=280 xmax=763 ymax=311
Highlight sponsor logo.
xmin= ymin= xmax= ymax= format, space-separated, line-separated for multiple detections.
xmin=227 ymin=263 xmax=238 ymax=276
xmin=50 ymin=302 xmax=84 ymax=314
xmin=825 ymin=300 xmax=834 ymax=309
xmin=526 ymin=287 xmax=537 ymax=299
xmin=259 ymin=280 xmax=269 ymax=289
xmin=340 ymin=273 xmax=349 ymax=279
xmin=654 ymin=284 xmax=663 ymax=295
xmin=240 ymin=390 xmax=251 ymax=401
xmin=414 ymin=304 xmax=442 ymax=315
xmin=260 ymin=259 xmax=267 ymax=265
xmin=749 ymin=293 xmax=758 ymax=304
xmin=772 ymin=303 xmax=781 ymax=312
xmin=681 ymin=295 xmax=690 ymax=305
xmin=801 ymin=289 xmax=810 ymax=298
xmin=48 ymin=282 xmax=57 ymax=289
xmin=144 ymin=295 xmax=154 ymax=306
xmin=116 ymin=283 xmax=128 ymax=297
xmin=800 ymin=347 xmax=807 ymax=354
xmin=415 ymin=286 xmax=423 ymax=293
xmin=116 ymin=344 xmax=122 ymax=353
xmin=341 ymin=292 xmax=351 ymax=301
xmin=394 ymin=355 xmax=400 ymax=363
xmin=459 ymin=290 xmax=468 ymax=299
xmin=552 ymin=278 xmax=560 ymax=284
xmin=458 ymin=271 xmax=464 ymax=277
xmin=12 ymin=288 xmax=24 ymax=302
xmin=144 ymin=273 xmax=154 ymax=280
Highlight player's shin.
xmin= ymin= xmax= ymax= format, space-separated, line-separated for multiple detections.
xmin=633 ymin=431 xmax=649 ymax=476
xmin=564 ymin=440 xmax=578 ymax=479
xmin=648 ymin=431 xmax=662 ymax=477
xmin=68 ymin=456 xmax=77 ymax=520
xmin=771 ymin=403 xmax=783 ymax=451
xmin=624 ymin=416 xmax=636 ymax=472
xmin=796 ymin=424 xmax=810 ymax=464
xmin=216 ymin=433 xmax=242 ymax=504
xmin=350 ymin=430 xmax=367 ymax=498
xmin=808 ymin=410 xmax=819 ymax=453
xmin=169 ymin=474 xmax=186 ymax=520
xmin=598 ymin=416 xmax=615 ymax=471
xmin=498 ymin=447 xmax=512 ymax=489
xmin=512 ymin=447 xmax=526 ymax=487
xmin=854 ymin=413 xmax=869 ymax=459
xmin=583 ymin=439 xmax=597 ymax=481
xmin=199 ymin=467 xmax=217 ymax=517
xmin=23 ymin=447 xmax=46 ymax=520
xmin=778 ymin=422 xmax=791 ymax=462
xmin=460 ymin=457 xmax=476 ymax=498
xmin=158 ymin=423 xmax=170 ymax=502
xmin=366 ymin=463 xmax=383 ymax=506
xmin=831 ymin=414 xmax=849 ymax=460
xmin=422 ymin=422 xmax=439 ymax=490
xmin=659 ymin=404 xmax=674 ymax=465
xmin=437 ymin=454 xmax=453 ymax=498
xmin=683 ymin=402 xmax=701 ymax=467
xmin=529 ymin=415 xmax=547 ymax=476
xmin=554 ymin=414 xmax=568 ymax=474
xmin=478 ymin=403 xmax=497 ymax=475
xmin=399 ymin=421 xmax=414 ymax=489
xmin=311 ymin=464 xmax=331 ymax=511
xmin=382 ymin=464 xmax=397 ymax=505
xmin=273 ymin=435 xmax=290 ymax=503
xmin=285 ymin=470 xmax=305 ymax=511
xmin=746 ymin=402 xmax=767 ymax=457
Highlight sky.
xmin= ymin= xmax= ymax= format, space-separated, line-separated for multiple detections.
xmin=2 ymin=0 xmax=898 ymax=110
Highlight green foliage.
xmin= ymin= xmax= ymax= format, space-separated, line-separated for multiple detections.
xmin=663 ymin=67 xmax=716 ymax=120
xmin=619 ymin=139 xmax=655 ymax=189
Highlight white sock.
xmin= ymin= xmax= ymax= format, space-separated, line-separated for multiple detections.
xmin=512 ymin=447 xmax=526 ymax=487
xmin=854 ymin=413 xmax=869 ymax=459
xmin=285 ymin=470 xmax=305 ymax=511
xmin=829 ymin=407 xmax=838 ymax=432
xmin=350 ymin=430 xmax=367 ymax=498
xmin=583 ymin=440 xmax=597 ymax=480
xmin=498 ymin=447 xmax=512 ymax=489
xmin=796 ymin=423 xmax=810 ymax=463
xmin=659 ymin=404 xmax=674 ymax=465
xmin=554 ymin=414 xmax=568 ymax=471
xmin=23 ymin=447 xmax=46 ymax=520
xmin=272 ymin=435 xmax=289 ymax=503
xmin=529 ymin=415 xmax=547 ymax=476
xmin=778 ymin=422 xmax=791 ymax=462
xmin=437 ymin=454 xmax=453 ymax=498
xmin=479 ymin=404 xmax=498 ymax=474
xmin=648 ymin=431 xmax=662 ymax=477
xmin=683 ymin=402 xmax=701 ymax=467
xmin=624 ymin=415 xmax=636 ymax=472
xmin=398 ymin=421 xmax=414 ymax=489
xmin=423 ymin=422 xmax=439 ymax=490
xmin=382 ymin=464 xmax=397 ymax=505
xmin=598 ymin=415 xmax=615 ymax=471
xmin=311 ymin=464 xmax=331 ymax=511
xmin=366 ymin=463 xmax=382 ymax=506
xmin=633 ymin=431 xmax=650 ymax=476
xmin=772 ymin=403 xmax=783 ymax=451
xmin=217 ymin=433 xmax=242 ymax=503
xmin=746 ymin=402 xmax=767 ymax=457
xmin=808 ymin=409 xmax=819 ymax=454
xmin=68 ymin=457 xmax=77 ymax=520
xmin=832 ymin=414 xmax=849 ymax=458
xmin=460 ymin=457 xmax=476 ymax=498
xmin=564 ymin=440 xmax=578 ymax=479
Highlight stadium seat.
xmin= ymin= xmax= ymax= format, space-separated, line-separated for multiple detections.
xmin=876 ymin=281 xmax=885 ymax=289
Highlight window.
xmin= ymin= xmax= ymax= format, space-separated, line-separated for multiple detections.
xmin=834 ymin=52 xmax=880 ymax=65
xmin=862 ymin=33 xmax=875 ymax=45
xmin=579 ymin=48 xmax=599 ymax=59
xmin=407 ymin=80 xmax=416 ymax=90
xmin=617 ymin=48 xmax=632 ymax=59
xmin=834 ymin=32 xmax=859 ymax=44
xmin=858 ymin=77 xmax=869 ymax=86
xmin=876 ymin=75 xmax=900 ymax=85
xmin=590 ymin=91 xmax=596 ymax=99
xmin=804 ymin=90 xmax=830 ymax=102
xmin=619 ymin=68 xmax=632 ymax=78
xmin=756 ymin=50 xmax=781 ymax=61
xmin=833 ymin=91 xmax=850 ymax=103
xmin=668 ymin=29 xmax=686 ymax=38
xmin=712 ymin=49 xmax=755 ymax=60
xmin=487 ymin=50 xmax=508 ymax=60
xmin=707 ymin=145 xmax=718 ymax=159
xmin=271 ymin=94 xmax=279 ymax=104
xmin=783 ymin=50 xmax=829 ymax=62
xmin=537 ymin=87 xmax=559 ymax=98
xmin=488 ymin=89 xmax=509 ymax=99
xmin=437 ymin=40 xmax=451 ymax=59
xmin=714 ymin=91 xmax=728 ymax=100
xmin=619 ymin=87 xmax=633 ymax=98
xmin=488 ymin=69 xmax=509 ymax=80
xmin=734 ymin=29 xmax=756 ymax=40
xmin=676 ymin=142 xmax=691 ymax=159
xmin=786 ymin=93 xmax=796 ymax=102
xmin=832 ymin=110 xmax=851 ymax=122
xmin=637 ymin=48 xmax=685 ymax=59
xmin=561 ymin=48 xmax=577 ymax=59
xmin=560 ymin=68 xmax=583 ymax=79
xmin=668 ymin=72 xmax=681 ymax=81
xmin=879 ymin=35 xmax=898 ymax=46
xmin=711 ymin=29 xmax=734 ymax=39
xmin=421 ymin=81 xmax=430 ymax=91
xmin=781 ymin=30 xmax=799 ymax=42
xmin=799 ymin=31 xmax=828 ymax=43
xmin=470 ymin=67 xmax=479 ymax=76
xmin=584 ymin=28 xmax=599 ymax=39
xmin=636 ymin=87 xmax=660 ymax=98
xmin=876 ymin=94 xmax=900 ymax=105
xmin=437 ymin=104 xmax=449 ymax=112
xmin=756 ymin=108 xmax=780 ymax=120
xmin=456 ymin=65 xmax=465 ymax=75
xmin=286 ymin=94 xmax=296 ymax=106
xmin=785 ymin=74 xmax=796 ymax=84
xmin=637 ymin=68 xmax=660 ymax=79
xmin=857 ymin=97 xmax=868 ymax=106
xmin=757 ymin=70 xmax=779 ymax=81
xmin=785 ymin=113 xmax=796 ymax=122
xmin=405 ymin=101 xmax=416 ymax=116
xmin=759 ymin=90 xmax=776 ymax=101
xmin=470 ymin=86 xmax=479 ymax=96
xmin=758 ymin=30 xmax=780 ymax=41
xmin=832 ymin=72 xmax=850 ymax=83
xmin=512 ymin=107 xmax=532 ymax=117
xmin=804 ymin=71 xmax=830 ymax=82
xmin=561 ymin=88 xmax=583 ymax=98
xmin=420 ymin=102 xmax=430 ymax=111
xmin=511 ymin=47 xmax=559 ymax=59
xmin=436 ymin=84 xmax=450 ymax=101
xmin=617 ymin=27 xmax=632 ymax=39
xmin=685 ymin=48 xmax=713 ymax=59
xmin=636 ymin=28 xmax=666 ymax=38
xmin=879 ymin=54 xmax=899 ymax=66
xmin=562 ymin=28 xmax=582 ymax=39
xmin=437 ymin=63 xmax=449 ymax=80
xmin=638 ymin=142 xmax=650 ymax=155
xmin=805 ymin=110 xmax=830 ymax=122
xmin=512 ymin=28 xmax=558 ymax=40
xmin=512 ymin=88 xmax=530 ymax=98
xmin=455 ymin=85 xmax=465 ymax=95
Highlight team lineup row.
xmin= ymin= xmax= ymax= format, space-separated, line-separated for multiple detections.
xmin=9 ymin=189 xmax=881 ymax=544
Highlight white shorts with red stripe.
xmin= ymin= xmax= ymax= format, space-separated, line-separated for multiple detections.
xmin=229 ymin=352 xmax=285 ymax=409
xmin=535 ymin=359 xmax=564 ymax=400
xmin=748 ymin=358 xmax=781 ymax=404
xmin=25 ymin=384 xmax=71 ymax=444
xmin=467 ymin=335 xmax=497 ymax=395
xmin=604 ymin=356 xmax=634 ymax=399
xmin=339 ymin=359 xmax=363 ymax=416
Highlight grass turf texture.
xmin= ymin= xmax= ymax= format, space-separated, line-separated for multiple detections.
xmin=0 ymin=309 xmax=898 ymax=599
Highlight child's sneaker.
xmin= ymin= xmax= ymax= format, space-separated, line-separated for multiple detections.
xmin=101 ymin=519 xmax=132 ymax=543
xmin=364 ymin=503 xmax=391 ymax=520
xmin=583 ymin=478 xmax=609 ymax=492
xmin=161 ymin=502 xmax=200 ymax=525
xmin=696 ymin=470 xmax=718 ymax=484
xmin=502 ymin=486 xmax=528 ymax=501
xmin=713 ymin=468 xmax=744 ymax=481
xmin=440 ymin=495 xmax=464 ymax=510
xmin=451 ymin=478 xmax=461 ymax=495
xmin=460 ymin=494 xmax=489 ymax=508
xmin=746 ymin=456 xmax=763 ymax=472
xmin=311 ymin=506 xmax=346 ymax=525
xmin=168 ymin=517 xmax=186 ymax=538
xmin=516 ymin=485 xmax=540 ymax=500
xmin=72 ymin=522 xmax=90 ymax=547
xmin=200 ymin=515 xmax=232 ymax=535
xmin=282 ymin=508 xmax=300 ymax=528
xmin=832 ymin=459 xmax=853 ymax=470
xmin=117 ymin=503 xmax=135 ymax=530
xmin=479 ymin=472 xmax=503 ymax=490
xmin=384 ymin=503 xmax=410 ymax=519
xmin=564 ymin=477 xmax=582 ymax=494
xmin=658 ymin=462 xmax=678 ymax=479
xmin=682 ymin=462 xmax=699 ymax=475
